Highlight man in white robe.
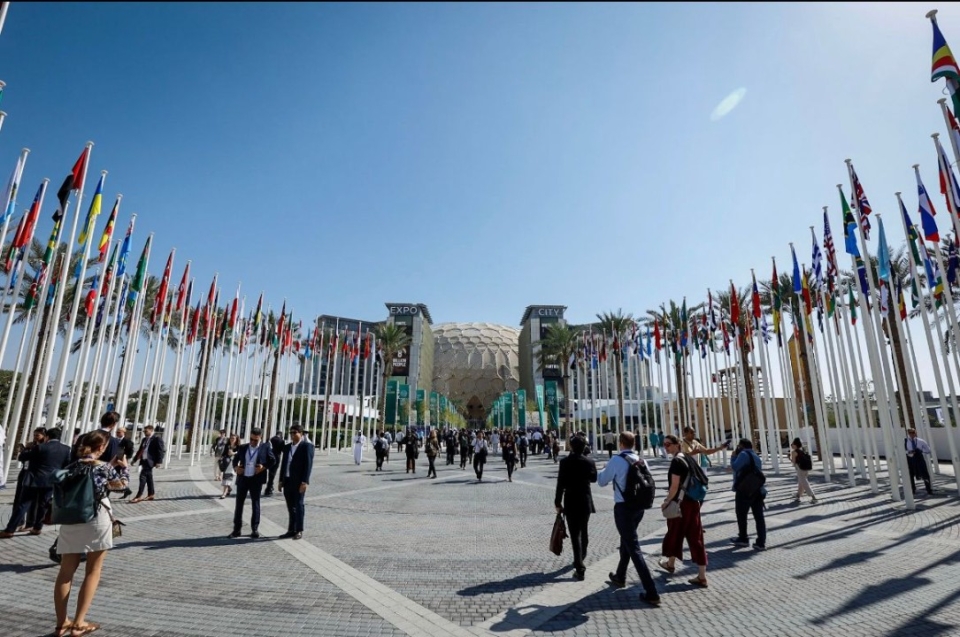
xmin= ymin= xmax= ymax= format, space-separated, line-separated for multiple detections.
xmin=353 ymin=431 xmax=366 ymax=465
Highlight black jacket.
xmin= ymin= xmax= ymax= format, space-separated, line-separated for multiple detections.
xmin=118 ymin=437 xmax=135 ymax=461
xmin=280 ymin=440 xmax=315 ymax=489
xmin=233 ymin=443 xmax=277 ymax=484
xmin=270 ymin=435 xmax=285 ymax=458
xmin=18 ymin=440 xmax=72 ymax=488
xmin=554 ymin=452 xmax=597 ymax=516
xmin=135 ymin=435 xmax=166 ymax=468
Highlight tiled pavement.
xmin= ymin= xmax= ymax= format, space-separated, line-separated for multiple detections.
xmin=1 ymin=446 xmax=959 ymax=637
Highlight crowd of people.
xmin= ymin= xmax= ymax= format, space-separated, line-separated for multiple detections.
xmin=0 ymin=410 xmax=938 ymax=633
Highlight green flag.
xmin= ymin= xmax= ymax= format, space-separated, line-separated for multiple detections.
xmin=127 ymin=235 xmax=152 ymax=309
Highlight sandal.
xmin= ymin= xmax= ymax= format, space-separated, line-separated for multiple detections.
xmin=657 ymin=559 xmax=675 ymax=574
xmin=54 ymin=619 xmax=73 ymax=637
xmin=70 ymin=622 xmax=101 ymax=636
xmin=688 ymin=577 xmax=708 ymax=588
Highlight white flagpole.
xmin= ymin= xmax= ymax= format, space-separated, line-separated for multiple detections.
xmin=0 ymin=147 xmax=30 ymax=284
xmin=832 ymin=294 xmax=871 ymax=484
xmin=842 ymin=292 xmax=883 ymax=480
xmin=0 ymin=299 xmax=41 ymax=482
xmin=177 ymin=319 xmax=198 ymax=459
xmin=91 ymin=272 xmax=127 ymax=427
xmin=819 ymin=285 xmax=855 ymax=486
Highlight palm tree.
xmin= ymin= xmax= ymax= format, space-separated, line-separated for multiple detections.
xmin=596 ymin=309 xmax=635 ymax=432
xmin=375 ymin=322 xmax=412 ymax=427
xmin=715 ymin=285 xmax=764 ymax=447
xmin=537 ymin=322 xmax=579 ymax=440
xmin=643 ymin=300 xmax=701 ymax=430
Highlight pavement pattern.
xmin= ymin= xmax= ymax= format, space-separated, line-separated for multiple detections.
xmin=1 ymin=444 xmax=959 ymax=637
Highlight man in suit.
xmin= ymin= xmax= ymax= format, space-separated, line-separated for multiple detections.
xmin=279 ymin=424 xmax=314 ymax=540
xmin=0 ymin=427 xmax=71 ymax=537
xmin=130 ymin=424 xmax=165 ymax=503
xmin=554 ymin=435 xmax=597 ymax=580
xmin=265 ymin=431 xmax=285 ymax=496
xmin=115 ymin=427 xmax=135 ymax=499
xmin=229 ymin=427 xmax=276 ymax=539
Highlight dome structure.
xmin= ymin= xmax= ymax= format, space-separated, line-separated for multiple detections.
xmin=432 ymin=322 xmax=521 ymax=421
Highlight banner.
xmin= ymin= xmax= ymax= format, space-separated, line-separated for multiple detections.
xmin=399 ymin=384 xmax=410 ymax=427
xmin=536 ymin=384 xmax=545 ymax=429
xmin=540 ymin=317 xmax=562 ymax=379
xmin=385 ymin=380 xmax=398 ymax=426
xmin=439 ymin=395 xmax=447 ymax=427
xmin=416 ymin=388 xmax=425 ymax=426
xmin=392 ymin=316 xmax=414 ymax=377
xmin=545 ymin=380 xmax=559 ymax=430
xmin=503 ymin=391 xmax=514 ymax=429
xmin=517 ymin=389 xmax=526 ymax=429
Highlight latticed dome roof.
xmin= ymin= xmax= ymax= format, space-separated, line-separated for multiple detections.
xmin=432 ymin=322 xmax=520 ymax=410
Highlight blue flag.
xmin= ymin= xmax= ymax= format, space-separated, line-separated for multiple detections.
xmin=791 ymin=245 xmax=802 ymax=293
xmin=876 ymin=217 xmax=891 ymax=281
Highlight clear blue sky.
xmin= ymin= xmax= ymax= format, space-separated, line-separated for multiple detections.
xmin=0 ymin=2 xmax=952 ymax=331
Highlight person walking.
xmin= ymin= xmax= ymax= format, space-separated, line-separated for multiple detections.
xmin=445 ymin=429 xmax=456 ymax=466
xmin=789 ymin=438 xmax=817 ymax=504
xmin=458 ymin=431 xmax=470 ymax=470
xmin=425 ymin=430 xmax=440 ymax=478
xmin=905 ymin=428 xmax=934 ymax=496
xmin=554 ymin=435 xmax=596 ymax=580
xmin=0 ymin=428 xmax=71 ymax=538
xmin=603 ymin=430 xmax=617 ymax=459
xmin=53 ymin=430 xmax=129 ymax=637
xmin=731 ymin=438 xmax=767 ymax=551
xmin=517 ymin=431 xmax=528 ymax=468
xmin=373 ymin=430 xmax=388 ymax=471
xmin=403 ymin=429 xmax=420 ymax=474
xmin=228 ymin=428 xmax=276 ymax=539
xmin=353 ymin=430 xmax=366 ymax=466
xmin=658 ymin=435 xmax=709 ymax=587
xmin=279 ymin=424 xmax=314 ymax=540
xmin=502 ymin=432 xmax=518 ymax=482
xmin=265 ymin=431 xmax=285 ymax=496
xmin=680 ymin=426 xmax=727 ymax=466
xmin=219 ymin=434 xmax=239 ymax=499
xmin=597 ymin=431 xmax=660 ymax=606
xmin=490 ymin=430 xmax=500 ymax=456
xmin=211 ymin=429 xmax=228 ymax=481
xmin=129 ymin=424 xmax=165 ymax=504
xmin=473 ymin=431 xmax=488 ymax=481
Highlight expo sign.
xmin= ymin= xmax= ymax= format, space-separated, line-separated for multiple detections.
xmin=388 ymin=305 xmax=420 ymax=316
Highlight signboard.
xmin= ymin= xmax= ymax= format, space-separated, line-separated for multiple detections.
xmin=545 ymin=381 xmax=559 ymax=430
xmin=416 ymin=389 xmax=425 ymax=426
xmin=535 ymin=306 xmax=565 ymax=318
xmin=503 ymin=392 xmax=514 ymax=429
xmin=387 ymin=304 xmax=421 ymax=316
xmin=540 ymin=317 xmax=563 ymax=380
xmin=536 ymin=384 xmax=545 ymax=430
xmin=439 ymin=395 xmax=447 ymax=427
xmin=399 ymin=384 xmax=410 ymax=427
xmin=391 ymin=316 xmax=414 ymax=377
xmin=385 ymin=380 xmax=398 ymax=426
xmin=517 ymin=389 xmax=526 ymax=429
xmin=430 ymin=391 xmax=438 ymax=425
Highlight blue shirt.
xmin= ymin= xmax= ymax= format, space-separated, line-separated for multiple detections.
xmin=731 ymin=449 xmax=764 ymax=493
xmin=597 ymin=451 xmax=638 ymax=504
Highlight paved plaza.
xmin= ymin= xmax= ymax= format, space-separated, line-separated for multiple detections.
xmin=2 ymin=446 xmax=960 ymax=637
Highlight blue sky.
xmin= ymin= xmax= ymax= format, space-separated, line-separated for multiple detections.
xmin=0 ymin=1 xmax=952 ymax=335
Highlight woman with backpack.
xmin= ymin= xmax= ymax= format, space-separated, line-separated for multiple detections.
xmin=658 ymin=434 xmax=709 ymax=588
xmin=790 ymin=438 xmax=817 ymax=504
xmin=219 ymin=434 xmax=239 ymax=499
xmin=425 ymin=430 xmax=440 ymax=478
xmin=374 ymin=431 xmax=389 ymax=472
xmin=53 ymin=430 xmax=129 ymax=637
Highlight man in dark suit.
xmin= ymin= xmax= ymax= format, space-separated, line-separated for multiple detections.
xmin=554 ymin=435 xmax=597 ymax=580
xmin=265 ymin=431 xmax=286 ymax=497
xmin=229 ymin=427 xmax=276 ymax=539
xmin=131 ymin=424 xmax=165 ymax=503
xmin=115 ymin=426 xmax=135 ymax=499
xmin=0 ymin=427 xmax=71 ymax=537
xmin=279 ymin=424 xmax=314 ymax=540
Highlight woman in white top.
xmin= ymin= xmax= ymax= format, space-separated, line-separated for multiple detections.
xmin=490 ymin=430 xmax=500 ymax=455
xmin=473 ymin=432 xmax=489 ymax=481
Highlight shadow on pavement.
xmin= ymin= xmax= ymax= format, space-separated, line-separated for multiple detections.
xmin=458 ymin=565 xmax=573 ymax=597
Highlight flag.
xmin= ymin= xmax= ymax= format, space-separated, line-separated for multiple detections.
xmin=654 ymin=320 xmax=661 ymax=351
xmin=839 ymin=187 xmax=860 ymax=257
xmin=0 ymin=154 xmax=25 ymax=225
xmin=751 ymin=273 xmax=761 ymax=328
xmin=855 ymin=256 xmax=870 ymax=299
xmin=77 ymin=173 xmax=103 ymax=246
xmin=910 ymin=276 xmax=921 ymax=310
xmin=931 ymin=15 xmax=960 ymax=114
xmin=97 ymin=197 xmax=118 ymax=264
xmin=771 ymin=259 xmax=782 ymax=346
xmin=935 ymin=135 xmax=960 ymax=218
xmin=276 ymin=301 xmax=287 ymax=350
xmin=823 ymin=211 xmax=838 ymax=289
xmin=127 ymin=235 xmax=152 ymax=310
xmin=174 ymin=262 xmax=190 ymax=314
xmin=12 ymin=182 xmax=44 ymax=251
xmin=729 ymin=282 xmax=740 ymax=336
xmin=791 ymin=245 xmax=802 ymax=293
xmin=53 ymin=147 xmax=90 ymax=222
xmin=915 ymin=167 xmax=940 ymax=242
xmin=848 ymin=286 xmax=857 ymax=326
xmin=897 ymin=281 xmax=907 ymax=321
xmin=760 ymin=312 xmax=771 ymax=344
xmin=708 ymin=290 xmax=718 ymax=332
xmin=253 ymin=293 xmax=263 ymax=332
xmin=116 ymin=216 xmax=135 ymax=277
xmin=948 ymin=239 xmax=960 ymax=289
xmin=876 ymin=216 xmax=891 ymax=281
xmin=811 ymin=229 xmax=823 ymax=291
xmin=879 ymin=281 xmax=889 ymax=314
xmin=680 ymin=300 xmax=688 ymax=347
xmin=151 ymin=250 xmax=174 ymax=327
xmin=920 ymin=239 xmax=944 ymax=304
xmin=848 ymin=163 xmax=872 ymax=240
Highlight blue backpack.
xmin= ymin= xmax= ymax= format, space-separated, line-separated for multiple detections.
xmin=680 ymin=453 xmax=709 ymax=502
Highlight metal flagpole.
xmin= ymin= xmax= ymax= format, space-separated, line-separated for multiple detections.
xmin=832 ymin=294 xmax=871 ymax=484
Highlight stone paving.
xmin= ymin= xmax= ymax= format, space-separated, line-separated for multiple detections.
xmin=1 ymin=445 xmax=959 ymax=637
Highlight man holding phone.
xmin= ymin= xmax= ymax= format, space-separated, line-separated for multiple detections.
xmin=680 ymin=426 xmax=728 ymax=465
xmin=228 ymin=427 xmax=276 ymax=539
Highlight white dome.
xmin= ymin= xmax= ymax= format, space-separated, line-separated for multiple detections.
xmin=432 ymin=322 xmax=520 ymax=414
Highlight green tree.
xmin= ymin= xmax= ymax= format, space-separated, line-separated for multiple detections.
xmin=375 ymin=322 xmax=411 ymax=426
xmin=537 ymin=323 xmax=579 ymax=441
xmin=596 ymin=309 xmax=635 ymax=432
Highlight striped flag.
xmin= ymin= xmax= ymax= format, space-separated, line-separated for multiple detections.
xmin=915 ymin=166 xmax=940 ymax=242
xmin=931 ymin=14 xmax=960 ymax=115
xmin=935 ymin=135 xmax=960 ymax=217
xmin=839 ymin=186 xmax=860 ymax=257
xmin=823 ymin=211 xmax=838 ymax=289
xmin=811 ymin=228 xmax=823 ymax=291
xmin=848 ymin=163 xmax=872 ymax=240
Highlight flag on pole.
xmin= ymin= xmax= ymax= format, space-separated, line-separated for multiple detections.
xmin=848 ymin=163 xmax=872 ymax=240
xmin=823 ymin=211 xmax=838 ymax=289
xmin=53 ymin=147 xmax=90 ymax=222
xmin=839 ymin=187 xmax=860 ymax=257
xmin=0 ymin=154 xmax=24 ymax=225
xmin=848 ymin=286 xmax=857 ymax=325
xmin=811 ymin=229 xmax=823 ymax=291
xmin=771 ymin=260 xmax=782 ymax=347
xmin=916 ymin=167 xmax=941 ymax=242
xmin=127 ymin=235 xmax=152 ymax=309
xmin=174 ymin=262 xmax=190 ymax=314
xmin=729 ymin=282 xmax=740 ymax=336
xmin=253 ymin=293 xmax=263 ymax=333
xmin=77 ymin=173 xmax=103 ymax=246
xmin=96 ymin=197 xmax=118 ymax=264
xmin=791 ymin=245 xmax=802 ymax=293
xmin=935 ymin=135 xmax=960 ymax=217
xmin=12 ymin=182 xmax=44 ymax=251
xmin=151 ymin=250 xmax=174 ymax=327
xmin=931 ymin=14 xmax=960 ymax=115
xmin=751 ymin=273 xmax=762 ymax=328
xmin=876 ymin=217 xmax=892 ymax=281
xmin=919 ymin=239 xmax=945 ymax=305
xmin=116 ymin=216 xmax=135 ymax=277
xmin=897 ymin=281 xmax=907 ymax=321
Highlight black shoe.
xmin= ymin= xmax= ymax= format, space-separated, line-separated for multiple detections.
xmin=119 ymin=488 xmax=132 ymax=500
xmin=608 ymin=572 xmax=626 ymax=588
xmin=278 ymin=532 xmax=296 ymax=539
xmin=753 ymin=543 xmax=766 ymax=551
xmin=574 ymin=568 xmax=585 ymax=581
xmin=250 ymin=531 xmax=261 ymax=539
xmin=264 ymin=491 xmax=273 ymax=497
xmin=731 ymin=538 xmax=750 ymax=547
xmin=293 ymin=532 xmax=302 ymax=540
xmin=640 ymin=592 xmax=661 ymax=606
xmin=228 ymin=531 xmax=241 ymax=539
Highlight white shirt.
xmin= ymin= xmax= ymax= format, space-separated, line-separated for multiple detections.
xmin=354 ymin=434 xmax=366 ymax=445
xmin=287 ymin=440 xmax=301 ymax=478
xmin=907 ymin=437 xmax=932 ymax=455
xmin=474 ymin=439 xmax=488 ymax=454
xmin=532 ymin=432 xmax=543 ymax=441
xmin=244 ymin=443 xmax=259 ymax=477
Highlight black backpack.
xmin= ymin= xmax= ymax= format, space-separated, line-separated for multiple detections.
xmin=736 ymin=453 xmax=766 ymax=500
xmin=796 ymin=449 xmax=812 ymax=471
xmin=52 ymin=461 xmax=101 ymax=525
xmin=614 ymin=453 xmax=656 ymax=510
xmin=518 ymin=436 xmax=528 ymax=450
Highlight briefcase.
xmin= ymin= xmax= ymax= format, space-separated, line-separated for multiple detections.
xmin=549 ymin=513 xmax=567 ymax=556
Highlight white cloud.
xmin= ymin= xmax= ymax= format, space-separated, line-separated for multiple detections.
xmin=710 ymin=87 xmax=747 ymax=121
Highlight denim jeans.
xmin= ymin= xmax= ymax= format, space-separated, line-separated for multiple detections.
xmin=613 ymin=503 xmax=657 ymax=596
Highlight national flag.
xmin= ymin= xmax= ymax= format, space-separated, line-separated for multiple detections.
xmin=947 ymin=103 xmax=960 ymax=158
xmin=801 ymin=268 xmax=813 ymax=316
xmin=751 ymin=273 xmax=761 ymax=328
xmin=77 ymin=173 xmax=103 ymax=246
xmin=116 ymin=216 xmax=135 ymax=278
xmin=729 ymin=282 xmax=740 ymax=336
xmin=276 ymin=301 xmax=287 ymax=350
xmin=654 ymin=320 xmax=661 ymax=351
xmin=53 ymin=147 xmax=90 ymax=222
xmin=855 ymin=256 xmax=870 ymax=299
xmin=931 ymin=14 xmax=960 ymax=114
xmin=823 ymin=211 xmax=838 ymax=289
xmin=0 ymin=153 xmax=25 ymax=225
xmin=12 ymin=182 xmax=44 ymax=251
xmin=876 ymin=216 xmax=891 ymax=282
xmin=848 ymin=286 xmax=857 ymax=326
xmin=760 ymin=312 xmax=771 ymax=344
xmin=839 ymin=186 xmax=860 ymax=257
xmin=910 ymin=276 xmax=921 ymax=310
xmin=879 ymin=281 xmax=889 ymax=314
xmin=771 ymin=259 xmax=782 ymax=347
xmin=252 ymin=293 xmax=263 ymax=332
xmin=708 ymin=290 xmax=718 ymax=332
xmin=174 ymin=262 xmax=190 ymax=314
xmin=188 ymin=299 xmax=201 ymax=344
xmin=915 ymin=167 xmax=940 ymax=242
xmin=25 ymin=219 xmax=61 ymax=310
xmin=151 ymin=249 xmax=174 ymax=327
xmin=948 ymin=239 xmax=960 ymax=289
xmin=848 ymin=163 xmax=872 ymax=240
xmin=811 ymin=228 xmax=823 ymax=292
xmin=127 ymin=235 xmax=152 ymax=310
xmin=680 ymin=300 xmax=688 ymax=347
xmin=96 ymin=196 xmax=118 ymax=264
xmin=228 ymin=291 xmax=239 ymax=333
xmin=791 ymin=245 xmax=802 ymax=293
xmin=935 ymin=135 xmax=960 ymax=217
xmin=897 ymin=281 xmax=907 ymax=321
xmin=919 ymin=239 xmax=944 ymax=304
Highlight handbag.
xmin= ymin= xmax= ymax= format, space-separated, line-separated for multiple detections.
xmin=112 ymin=518 xmax=125 ymax=538
xmin=661 ymin=499 xmax=682 ymax=520
xmin=549 ymin=512 xmax=567 ymax=555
